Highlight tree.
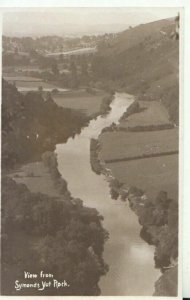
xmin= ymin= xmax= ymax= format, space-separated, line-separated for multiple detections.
xmin=69 ymin=61 xmax=78 ymax=88
xmin=80 ymin=57 xmax=89 ymax=85
xmin=59 ymin=54 xmax=63 ymax=62
xmin=51 ymin=61 xmax=59 ymax=77
xmin=14 ymin=47 xmax=18 ymax=54
xmin=38 ymin=86 xmax=43 ymax=94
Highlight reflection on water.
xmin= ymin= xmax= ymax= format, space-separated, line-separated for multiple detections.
xmin=56 ymin=92 xmax=160 ymax=295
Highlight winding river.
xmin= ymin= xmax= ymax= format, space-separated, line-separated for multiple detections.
xmin=56 ymin=92 xmax=160 ymax=296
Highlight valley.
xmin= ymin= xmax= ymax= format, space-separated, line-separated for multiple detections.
xmin=1 ymin=13 xmax=179 ymax=297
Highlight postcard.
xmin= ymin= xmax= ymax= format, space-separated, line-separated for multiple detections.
xmin=0 ymin=1 xmax=187 ymax=299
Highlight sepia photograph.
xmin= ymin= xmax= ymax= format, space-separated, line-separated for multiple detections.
xmin=1 ymin=5 xmax=181 ymax=297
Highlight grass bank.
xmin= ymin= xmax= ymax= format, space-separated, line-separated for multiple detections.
xmin=52 ymin=89 xmax=113 ymax=117
xmin=90 ymin=93 xmax=178 ymax=296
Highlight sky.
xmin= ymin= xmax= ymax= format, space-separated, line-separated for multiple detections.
xmin=3 ymin=7 xmax=179 ymax=37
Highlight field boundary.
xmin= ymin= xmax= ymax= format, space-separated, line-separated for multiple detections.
xmin=104 ymin=150 xmax=178 ymax=164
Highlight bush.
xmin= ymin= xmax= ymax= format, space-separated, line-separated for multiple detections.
xmin=128 ymin=186 xmax=144 ymax=196
xmin=110 ymin=188 xmax=119 ymax=200
xmin=86 ymin=87 xmax=96 ymax=95
xmin=51 ymin=88 xmax=59 ymax=94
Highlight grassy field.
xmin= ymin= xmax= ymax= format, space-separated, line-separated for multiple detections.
xmin=5 ymin=79 xmax=69 ymax=93
xmin=53 ymin=89 xmax=106 ymax=116
xmin=4 ymin=74 xmax=105 ymax=116
xmin=106 ymin=154 xmax=178 ymax=200
xmin=3 ymin=66 xmax=48 ymax=78
xmin=98 ymin=96 xmax=178 ymax=201
xmin=3 ymin=75 xmax=43 ymax=82
xmin=13 ymin=81 xmax=59 ymax=89
xmin=10 ymin=162 xmax=61 ymax=198
xmin=119 ymin=101 xmax=171 ymax=128
xmin=99 ymin=128 xmax=178 ymax=161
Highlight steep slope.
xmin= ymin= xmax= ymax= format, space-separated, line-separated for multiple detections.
xmin=92 ymin=17 xmax=179 ymax=123
xmin=91 ymin=17 xmax=179 ymax=296
xmin=1 ymin=81 xmax=109 ymax=295
xmin=1 ymin=79 xmax=88 ymax=169
xmin=98 ymin=18 xmax=175 ymax=55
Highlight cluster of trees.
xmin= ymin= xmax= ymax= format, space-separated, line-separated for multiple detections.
xmin=2 ymin=52 xmax=30 ymax=66
xmin=2 ymin=34 xmax=111 ymax=55
xmin=2 ymin=79 xmax=88 ymax=169
xmin=1 ymin=176 xmax=109 ymax=295
xmin=90 ymin=139 xmax=102 ymax=175
xmin=28 ymin=55 xmax=90 ymax=89
xmin=128 ymin=189 xmax=178 ymax=270
xmin=162 ymin=84 xmax=179 ymax=125
xmin=1 ymin=80 xmax=109 ymax=295
xmin=140 ymin=191 xmax=178 ymax=296
xmin=91 ymin=55 xmax=126 ymax=81
xmin=126 ymin=187 xmax=178 ymax=295
xmin=3 ymin=35 xmax=83 ymax=53
xmin=109 ymin=178 xmax=123 ymax=200
xmin=105 ymin=174 xmax=178 ymax=296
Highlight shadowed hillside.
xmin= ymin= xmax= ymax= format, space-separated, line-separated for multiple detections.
xmin=1 ymin=79 xmax=88 ymax=169
xmin=92 ymin=17 xmax=179 ymax=123
xmin=1 ymin=82 xmax=109 ymax=295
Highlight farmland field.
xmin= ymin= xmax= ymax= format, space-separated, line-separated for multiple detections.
xmin=106 ymin=154 xmax=178 ymax=200
xmin=99 ymin=128 xmax=178 ymax=161
xmin=99 ymin=99 xmax=178 ymax=201
xmin=3 ymin=66 xmax=48 ymax=77
xmin=10 ymin=162 xmax=61 ymax=198
xmin=4 ymin=75 xmax=105 ymax=116
xmin=4 ymin=77 xmax=69 ymax=92
xmin=3 ymin=75 xmax=43 ymax=82
xmin=119 ymin=100 xmax=171 ymax=128
xmin=53 ymin=90 xmax=106 ymax=116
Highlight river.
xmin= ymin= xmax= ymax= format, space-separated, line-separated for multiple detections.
xmin=56 ymin=92 xmax=160 ymax=296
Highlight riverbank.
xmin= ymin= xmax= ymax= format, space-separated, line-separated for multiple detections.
xmin=2 ymin=78 xmax=114 ymax=172
xmin=56 ymin=92 xmax=160 ymax=295
xmin=52 ymin=88 xmax=113 ymax=118
xmin=2 ymin=80 xmax=91 ymax=170
xmin=90 ymin=96 xmax=178 ymax=296
xmin=2 ymin=150 xmax=109 ymax=296
xmin=1 ymin=81 xmax=111 ymax=295
xmin=98 ymin=99 xmax=178 ymax=199
xmin=2 ymin=82 xmax=177 ymax=295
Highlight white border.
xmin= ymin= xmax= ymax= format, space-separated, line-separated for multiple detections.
xmin=0 ymin=0 xmax=189 ymax=299
xmin=0 ymin=0 xmax=186 ymax=8
xmin=182 ymin=0 xmax=190 ymax=298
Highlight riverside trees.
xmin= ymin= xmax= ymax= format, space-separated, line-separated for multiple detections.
xmin=1 ymin=177 xmax=109 ymax=295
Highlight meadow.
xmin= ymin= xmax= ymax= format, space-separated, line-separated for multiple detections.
xmin=3 ymin=75 xmax=43 ymax=82
xmin=119 ymin=101 xmax=171 ymax=128
xmin=3 ymin=74 xmax=105 ymax=116
xmin=99 ymin=128 xmax=178 ymax=161
xmin=98 ymin=97 xmax=178 ymax=202
xmin=4 ymin=77 xmax=69 ymax=92
xmin=10 ymin=161 xmax=61 ymax=198
xmin=106 ymin=154 xmax=178 ymax=200
xmin=53 ymin=89 xmax=107 ymax=116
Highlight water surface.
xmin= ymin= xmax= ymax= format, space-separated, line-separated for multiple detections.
xmin=56 ymin=92 xmax=160 ymax=295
